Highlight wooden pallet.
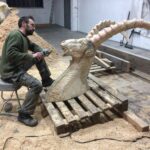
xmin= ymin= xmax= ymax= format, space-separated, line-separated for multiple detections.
xmin=40 ymin=73 xmax=128 ymax=137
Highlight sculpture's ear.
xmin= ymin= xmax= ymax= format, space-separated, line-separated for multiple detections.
xmin=85 ymin=41 xmax=95 ymax=57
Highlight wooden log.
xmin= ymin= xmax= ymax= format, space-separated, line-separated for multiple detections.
xmin=85 ymin=90 xmax=110 ymax=111
xmin=67 ymin=98 xmax=89 ymax=120
xmin=88 ymin=73 xmax=128 ymax=111
xmin=123 ymin=111 xmax=149 ymax=132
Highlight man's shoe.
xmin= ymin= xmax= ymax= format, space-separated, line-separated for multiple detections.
xmin=18 ymin=113 xmax=38 ymax=127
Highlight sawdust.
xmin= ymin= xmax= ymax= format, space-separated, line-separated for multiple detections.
xmin=0 ymin=9 xmax=150 ymax=150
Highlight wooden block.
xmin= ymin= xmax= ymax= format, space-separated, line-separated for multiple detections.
xmin=94 ymin=56 xmax=110 ymax=69
xmin=67 ymin=98 xmax=88 ymax=119
xmin=56 ymin=101 xmax=79 ymax=124
xmin=85 ymin=90 xmax=109 ymax=111
xmin=104 ymin=109 xmax=118 ymax=120
xmin=45 ymin=102 xmax=68 ymax=134
xmin=123 ymin=111 xmax=149 ymax=132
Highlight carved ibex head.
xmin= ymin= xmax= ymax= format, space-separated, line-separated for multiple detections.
xmin=60 ymin=20 xmax=116 ymax=60
xmin=46 ymin=19 xmax=150 ymax=102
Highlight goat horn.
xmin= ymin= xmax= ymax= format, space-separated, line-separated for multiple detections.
xmin=90 ymin=19 xmax=150 ymax=48
xmin=86 ymin=20 xmax=115 ymax=38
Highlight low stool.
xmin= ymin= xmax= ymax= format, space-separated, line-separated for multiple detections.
xmin=0 ymin=78 xmax=21 ymax=112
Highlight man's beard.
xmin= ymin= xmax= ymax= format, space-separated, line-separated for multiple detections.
xmin=25 ymin=29 xmax=34 ymax=36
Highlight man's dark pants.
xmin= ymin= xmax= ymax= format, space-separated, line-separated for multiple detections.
xmin=4 ymin=59 xmax=51 ymax=115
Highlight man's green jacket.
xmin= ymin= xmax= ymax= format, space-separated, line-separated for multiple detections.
xmin=0 ymin=30 xmax=43 ymax=80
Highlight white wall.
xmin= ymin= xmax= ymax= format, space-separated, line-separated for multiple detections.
xmin=77 ymin=0 xmax=132 ymax=41
xmin=1 ymin=0 xmax=52 ymax=24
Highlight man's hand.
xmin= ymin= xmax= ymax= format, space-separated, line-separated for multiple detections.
xmin=33 ymin=52 xmax=43 ymax=61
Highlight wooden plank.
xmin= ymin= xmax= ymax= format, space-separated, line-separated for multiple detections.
xmin=78 ymin=95 xmax=101 ymax=115
xmin=56 ymin=101 xmax=78 ymax=123
xmin=99 ymin=51 xmax=131 ymax=72
xmin=90 ymin=66 xmax=116 ymax=73
xmin=123 ymin=111 xmax=149 ymax=132
xmin=88 ymin=73 xmax=128 ymax=111
xmin=94 ymin=56 xmax=110 ymax=69
xmin=85 ymin=90 xmax=110 ymax=111
xmin=67 ymin=98 xmax=89 ymax=119
xmin=91 ymin=87 xmax=120 ymax=106
xmin=96 ymin=50 xmax=102 ymax=58
xmin=101 ymin=58 xmax=113 ymax=66
xmin=132 ymin=70 xmax=150 ymax=81
xmin=45 ymin=102 xmax=68 ymax=134
xmin=90 ymin=66 xmax=102 ymax=70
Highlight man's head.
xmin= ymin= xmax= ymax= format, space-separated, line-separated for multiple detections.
xmin=18 ymin=16 xmax=35 ymax=36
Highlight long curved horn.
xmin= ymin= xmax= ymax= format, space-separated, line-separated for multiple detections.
xmin=86 ymin=20 xmax=115 ymax=38
xmin=89 ymin=19 xmax=150 ymax=48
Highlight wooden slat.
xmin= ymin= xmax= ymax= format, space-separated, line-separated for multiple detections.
xmin=90 ymin=66 xmax=102 ymax=70
xmin=92 ymin=87 xmax=120 ymax=106
xmin=56 ymin=101 xmax=78 ymax=123
xmin=123 ymin=111 xmax=149 ymax=132
xmin=67 ymin=98 xmax=88 ymax=119
xmin=85 ymin=90 xmax=110 ymax=111
xmin=101 ymin=58 xmax=113 ymax=66
xmin=90 ymin=66 xmax=116 ymax=73
xmin=94 ymin=56 xmax=110 ymax=69
xmin=88 ymin=73 xmax=128 ymax=111
xmin=78 ymin=95 xmax=101 ymax=115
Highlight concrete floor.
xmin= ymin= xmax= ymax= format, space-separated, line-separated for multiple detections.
xmin=36 ymin=24 xmax=86 ymax=53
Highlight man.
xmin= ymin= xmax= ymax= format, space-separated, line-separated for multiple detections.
xmin=0 ymin=16 xmax=53 ymax=127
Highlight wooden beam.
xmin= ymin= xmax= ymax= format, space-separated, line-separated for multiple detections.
xmin=98 ymin=50 xmax=131 ymax=72
xmin=123 ymin=111 xmax=149 ymax=132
